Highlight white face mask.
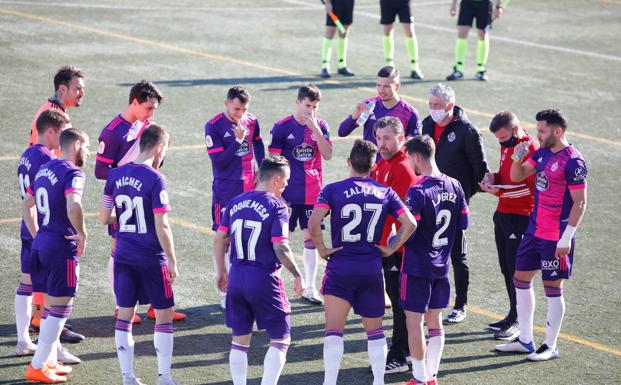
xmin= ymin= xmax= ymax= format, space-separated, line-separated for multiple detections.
xmin=430 ymin=108 xmax=447 ymax=123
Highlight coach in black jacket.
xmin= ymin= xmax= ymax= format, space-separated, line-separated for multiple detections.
xmin=421 ymin=83 xmax=489 ymax=324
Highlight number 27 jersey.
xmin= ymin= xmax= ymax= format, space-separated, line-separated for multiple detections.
xmin=102 ymin=163 xmax=171 ymax=266
xmin=403 ymin=174 xmax=469 ymax=279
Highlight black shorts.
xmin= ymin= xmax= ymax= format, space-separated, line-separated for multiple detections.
xmin=326 ymin=0 xmax=355 ymax=27
xmin=380 ymin=0 xmax=412 ymax=25
xmin=457 ymin=0 xmax=492 ymax=30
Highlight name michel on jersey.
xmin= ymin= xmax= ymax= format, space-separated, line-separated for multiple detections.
xmin=229 ymin=199 xmax=269 ymax=220
xmin=343 ymin=184 xmax=384 ymax=199
xmin=35 ymin=168 xmax=58 ymax=185
xmin=432 ymin=192 xmax=457 ymax=207
xmin=115 ymin=176 xmax=143 ymax=191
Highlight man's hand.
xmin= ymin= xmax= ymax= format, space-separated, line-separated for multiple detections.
xmin=324 ymin=1 xmax=333 ymax=14
xmin=492 ymin=6 xmax=504 ymax=20
xmin=216 ymin=269 xmax=228 ymax=292
xmin=318 ymin=245 xmax=343 ymax=261
xmin=65 ymin=231 xmax=87 ymax=257
xmin=479 ymin=181 xmax=500 ymax=195
xmin=352 ymin=102 xmax=366 ymax=120
xmin=233 ymin=123 xmax=247 ymax=141
xmin=483 ymin=172 xmax=495 ymax=185
xmin=168 ymin=261 xmax=179 ymax=284
xmin=303 ymin=111 xmax=320 ymax=132
xmin=293 ymin=276 xmax=304 ymax=297
xmin=450 ymin=2 xmax=457 ymax=17
xmin=375 ymin=244 xmax=394 ymax=258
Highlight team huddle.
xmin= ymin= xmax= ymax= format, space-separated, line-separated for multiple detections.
xmin=14 ymin=65 xmax=587 ymax=385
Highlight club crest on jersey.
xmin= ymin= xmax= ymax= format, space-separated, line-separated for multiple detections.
xmin=536 ymin=171 xmax=549 ymax=191
xmin=551 ymin=161 xmax=559 ymax=172
xmin=293 ymin=143 xmax=314 ymax=161
xmin=235 ymin=140 xmax=250 ymax=156
xmin=447 ymin=132 xmax=456 ymax=142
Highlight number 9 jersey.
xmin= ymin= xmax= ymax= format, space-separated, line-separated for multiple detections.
xmin=102 ymin=163 xmax=171 ymax=266
xmin=403 ymin=174 xmax=469 ymax=279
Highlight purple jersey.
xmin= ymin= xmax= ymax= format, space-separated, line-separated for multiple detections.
xmin=338 ymin=96 xmax=421 ymax=144
xmin=402 ymin=174 xmax=469 ymax=279
xmin=102 ymin=163 xmax=171 ymax=266
xmin=18 ymin=144 xmax=55 ymax=240
xmin=205 ymin=112 xmax=265 ymax=205
xmin=96 ymin=114 xmax=150 ymax=170
xmin=526 ymin=145 xmax=587 ymax=241
xmin=315 ymin=177 xmax=406 ymax=275
xmin=218 ymin=191 xmax=289 ymax=271
xmin=268 ymin=115 xmax=331 ymax=205
xmin=29 ymin=160 xmax=85 ymax=239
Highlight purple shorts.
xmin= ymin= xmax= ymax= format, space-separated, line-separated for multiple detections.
xmin=211 ymin=202 xmax=227 ymax=231
xmin=288 ymin=204 xmax=313 ymax=231
xmin=20 ymin=238 xmax=32 ymax=274
xmin=399 ymin=273 xmax=450 ymax=313
xmin=114 ymin=261 xmax=175 ymax=309
xmin=226 ymin=266 xmax=291 ymax=339
xmin=320 ymin=269 xmax=385 ymax=318
xmin=30 ymin=238 xmax=79 ymax=297
xmin=516 ymin=234 xmax=575 ymax=281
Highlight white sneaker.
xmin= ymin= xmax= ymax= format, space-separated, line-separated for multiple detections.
xmin=123 ymin=377 xmax=148 ymax=385
xmin=494 ymin=339 xmax=536 ymax=354
xmin=220 ymin=291 xmax=227 ymax=310
xmin=16 ymin=340 xmax=37 ymax=356
xmin=443 ymin=308 xmax=467 ymax=324
xmin=527 ymin=344 xmax=559 ymax=361
xmin=302 ymin=288 xmax=323 ymax=305
xmin=57 ymin=344 xmax=81 ymax=364
xmin=157 ymin=375 xmax=181 ymax=385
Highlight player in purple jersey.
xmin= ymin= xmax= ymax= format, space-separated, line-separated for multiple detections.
xmin=401 ymin=136 xmax=469 ymax=385
xmin=338 ymin=66 xmax=421 ymax=147
xmin=205 ymin=86 xmax=265 ymax=309
xmin=16 ymin=110 xmax=70 ymax=358
xmin=309 ymin=140 xmax=416 ymax=385
xmin=99 ymin=125 xmax=181 ymax=385
xmin=24 ymin=128 xmax=89 ymax=384
xmin=268 ymin=84 xmax=333 ymax=305
xmin=496 ymin=110 xmax=588 ymax=362
xmin=214 ymin=156 xmax=304 ymax=385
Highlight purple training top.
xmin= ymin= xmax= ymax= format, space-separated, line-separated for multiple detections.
xmin=18 ymin=144 xmax=55 ymax=240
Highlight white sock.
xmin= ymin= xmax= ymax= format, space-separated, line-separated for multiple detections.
xmin=14 ymin=283 xmax=33 ymax=343
xmin=544 ymin=286 xmax=565 ymax=349
xmin=426 ymin=329 xmax=445 ymax=379
xmin=303 ymin=247 xmax=318 ymax=291
xmin=411 ymin=358 xmax=428 ymax=383
xmin=230 ymin=343 xmax=249 ymax=385
xmin=31 ymin=314 xmax=67 ymax=369
xmin=323 ymin=333 xmax=344 ymax=385
xmin=115 ymin=319 xmax=135 ymax=378
xmin=367 ymin=331 xmax=387 ymax=385
xmin=261 ymin=342 xmax=289 ymax=385
xmin=108 ymin=255 xmax=115 ymax=296
xmin=154 ymin=323 xmax=173 ymax=377
xmin=48 ymin=340 xmax=58 ymax=365
xmin=514 ymin=278 xmax=535 ymax=344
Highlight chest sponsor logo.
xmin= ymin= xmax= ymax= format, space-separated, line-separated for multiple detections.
xmin=235 ymin=140 xmax=251 ymax=156
xmin=293 ymin=143 xmax=314 ymax=161
xmin=535 ymin=171 xmax=549 ymax=191
xmin=447 ymin=132 xmax=456 ymax=142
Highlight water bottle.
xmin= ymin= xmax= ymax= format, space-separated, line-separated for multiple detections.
xmin=356 ymin=100 xmax=376 ymax=126
xmin=511 ymin=140 xmax=531 ymax=162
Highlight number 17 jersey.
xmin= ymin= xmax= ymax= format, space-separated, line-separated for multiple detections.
xmin=403 ymin=174 xmax=469 ymax=279
xmin=102 ymin=163 xmax=171 ymax=266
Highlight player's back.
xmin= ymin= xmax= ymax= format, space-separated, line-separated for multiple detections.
xmin=221 ymin=191 xmax=288 ymax=272
xmin=317 ymin=177 xmax=406 ymax=275
xmin=104 ymin=163 xmax=170 ymax=265
xmin=18 ymin=145 xmax=55 ymax=240
xmin=403 ymin=174 xmax=468 ymax=279
xmin=31 ymin=159 xmax=85 ymax=241
xmin=97 ymin=115 xmax=148 ymax=169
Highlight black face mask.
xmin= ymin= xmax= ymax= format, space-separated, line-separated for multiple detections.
xmin=500 ymin=135 xmax=519 ymax=148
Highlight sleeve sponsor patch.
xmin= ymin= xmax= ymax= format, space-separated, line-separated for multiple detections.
xmin=205 ymin=135 xmax=214 ymax=148
xmin=72 ymin=176 xmax=84 ymax=189
xmin=98 ymin=141 xmax=106 ymax=154
xmin=160 ymin=190 xmax=169 ymax=205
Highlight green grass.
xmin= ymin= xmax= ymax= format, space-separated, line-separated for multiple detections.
xmin=0 ymin=0 xmax=620 ymax=384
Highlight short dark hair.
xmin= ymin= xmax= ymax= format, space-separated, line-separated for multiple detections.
xmin=377 ymin=66 xmax=399 ymax=81
xmin=349 ymin=139 xmax=378 ymax=174
xmin=405 ymin=135 xmax=435 ymax=159
xmin=227 ymin=86 xmax=251 ymax=104
xmin=54 ymin=66 xmax=84 ymax=91
xmin=129 ymin=80 xmax=163 ymax=105
xmin=489 ymin=111 xmax=520 ymax=133
xmin=60 ymin=127 xmax=88 ymax=152
xmin=535 ymin=109 xmax=568 ymax=132
xmin=297 ymin=83 xmax=321 ymax=102
xmin=36 ymin=109 xmax=71 ymax=135
xmin=139 ymin=124 xmax=170 ymax=152
xmin=258 ymin=155 xmax=290 ymax=182
xmin=374 ymin=116 xmax=404 ymax=137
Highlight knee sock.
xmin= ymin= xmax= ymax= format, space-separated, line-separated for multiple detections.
xmin=303 ymin=241 xmax=318 ymax=292
xmin=337 ymin=36 xmax=348 ymax=69
xmin=367 ymin=327 xmax=387 ymax=385
xmin=323 ymin=330 xmax=344 ymax=385
xmin=154 ymin=323 xmax=173 ymax=379
xmin=31 ymin=306 xmax=71 ymax=369
xmin=15 ymin=282 xmax=33 ymax=343
xmin=230 ymin=342 xmax=249 ymax=385
xmin=477 ymin=36 xmax=489 ymax=72
xmin=405 ymin=36 xmax=420 ymax=71
xmin=108 ymin=255 xmax=115 ymax=297
xmin=544 ymin=286 xmax=565 ymax=349
xmin=261 ymin=341 xmax=289 ymax=385
xmin=115 ymin=319 xmax=135 ymax=379
xmin=426 ymin=328 xmax=445 ymax=379
xmin=383 ymin=35 xmax=395 ymax=66
xmin=455 ymin=38 xmax=468 ymax=71
xmin=514 ymin=278 xmax=535 ymax=344
xmin=411 ymin=357 xmax=428 ymax=384
xmin=322 ymin=37 xmax=333 ymax=70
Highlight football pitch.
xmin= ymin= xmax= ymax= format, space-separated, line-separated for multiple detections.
xmin=0 ymin=0 xmax=620 ymax=383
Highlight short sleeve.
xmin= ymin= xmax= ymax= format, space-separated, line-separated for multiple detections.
xmin=387 ymin=188 xmax=407 ymax=218
xmin=151 ymin=175 xmax=171 ymax=214
xmin=205 ymin=121 xmax=224 ymax=155
xmin=565 ymin=157 xmax=587 ymax=190
xmin=405 ymin=187 xmax=422 ymax=221
xmin=97 ymin=129 xmax=121 ymax=165
xmin=407 ymin=111 xmax=422 ymax=137
xmin=268 ymin=123 xmax=284 ymax=154
xmin=271 ymin=203 xmax=290 ymax=243
xmin=101 ymin=178 xmax=114 ymax=209
xmin=320 ymin=120 xmax=332 ymax=144
xmin=526 ymin=148 xmax=544 ymax=167
xmin=314 ymin=185 xmax=332 ymax=211
xmin=64 ymin=170 xmax=85 ymax=197
xmin=218 ymin=203 xmax=230 ymax=234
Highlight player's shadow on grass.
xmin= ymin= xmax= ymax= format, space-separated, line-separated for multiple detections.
xmin=444 ymin=330 xmax=493 ymax=344
xmin=439 ymin=355 xmax=529 ymax=377
xmin=199 ymin=366 xmax=371 ymax=385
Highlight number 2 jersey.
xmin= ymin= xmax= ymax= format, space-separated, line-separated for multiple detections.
xmin=402 ymin=174 xmax=469 ymax=279
xmin=315 ymin=177 xmax=407 ymax=275
xmin=218 ymin=191 xmax=289 ymax=271
xmin=102 ymin=163 xmax=171 ymax=266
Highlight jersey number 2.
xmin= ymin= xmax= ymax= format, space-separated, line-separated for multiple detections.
xmin=432 ymin=209 xmax=451 ymax=248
